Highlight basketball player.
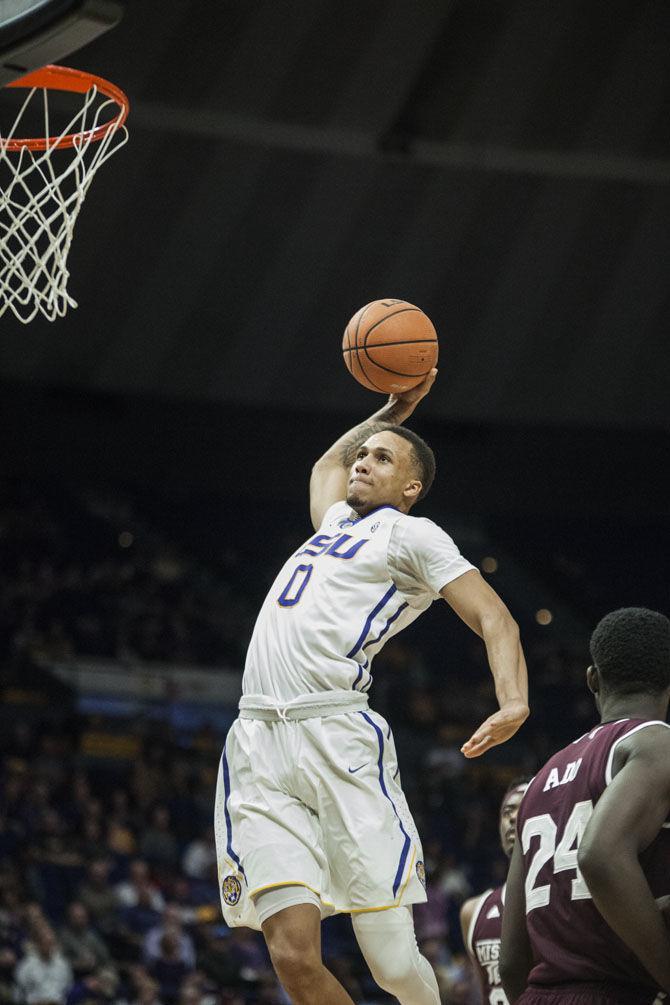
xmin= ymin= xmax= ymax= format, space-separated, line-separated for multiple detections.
xmin=460 ymin=778 xmax=531 ymax=1004
xmin=500 ymin=607 xmax=670 ymax=1005
xmin=215 ymin=370 xmax=529 ymax=1005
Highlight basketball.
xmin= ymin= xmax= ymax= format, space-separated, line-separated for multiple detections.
xmin=342 ymin=299 xmax=439 ymax=394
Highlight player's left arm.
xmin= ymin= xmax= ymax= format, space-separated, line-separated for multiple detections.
xmin=440 ymin=570 xmax=529 ymax=757
xmin=577 ymin=726 xmax=670 ymax=994
xmin=499 ymin=838 xmax=533 ymax=1003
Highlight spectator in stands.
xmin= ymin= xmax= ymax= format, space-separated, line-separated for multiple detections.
xmin=115 ymin=862 xmax=164 ymax=914
xmin=59 ymin=903 xmax=110 ymax=976
xmin=21 ymin=904 xmax=50 ymax=950
xmin=181 ymin=829 xmax=215 ymax=883
xmin=147 ymin=931 xmax=192 ymax=1005
xmin=75 ymin=821 xmax=105 ymax=864
xmin=139 ymin=809 xmax=178 ymax=872
xmin=143 ymin=907 xmax=194 ymax=970
xmin=129 ymin=970 xmax=163 ymax=1005
xmin=77 ymin=861 xmax=118 ymax=938
xmin=14 ymin=923 xmax=73 ymax=1005
xmin=64 ymin=964 xmax=119 ymax=1005
xmin=131 ymin=751 xmax=170 ymax=817
xmin=176 ymin=974 xmax=217 ymax=1005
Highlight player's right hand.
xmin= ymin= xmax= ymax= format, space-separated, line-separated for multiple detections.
xmin=388 ymin=368 xmax=437 ymax=414
xmin=461 ymin=700 xmax=529 ymax=758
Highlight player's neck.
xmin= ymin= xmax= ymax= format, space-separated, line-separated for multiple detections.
xmin=350 ymin=501 xmax=405 ymax=518
xmin=599 ymin=691 xmax=668 ymax=724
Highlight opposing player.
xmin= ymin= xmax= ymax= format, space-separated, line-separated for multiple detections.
xmin=461 ymin=778 xmax=531 ymax=1004
xmin=500 ymin=607 xmax=670 ymax=1004
xmin=216 ymin=370 xmax=529 ymax=1005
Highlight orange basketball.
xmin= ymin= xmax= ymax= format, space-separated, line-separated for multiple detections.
xmin=342 ymin=299 xmax=438 ymax=394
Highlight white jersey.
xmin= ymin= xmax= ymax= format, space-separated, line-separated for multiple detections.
xmin=242 ymin=501 xmax=475 ymax=702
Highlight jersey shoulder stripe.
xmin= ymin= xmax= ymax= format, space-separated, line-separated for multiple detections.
xmin=466 ymin=888 xmax=493 ymax=957
xmin=604 ymin=719 xmax=670 ymax=786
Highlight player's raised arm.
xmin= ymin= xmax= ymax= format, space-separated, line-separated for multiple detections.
xmin=309 ymin=369 xmax=437 ymax=530
xmin=577 ymin=725 xmax=670 ymax=994
xmin=440 ymin=571 xmax=528 ymax=757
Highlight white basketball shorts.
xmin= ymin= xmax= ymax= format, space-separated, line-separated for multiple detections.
xmin=214 ymin=708 xmax=427 ymax=930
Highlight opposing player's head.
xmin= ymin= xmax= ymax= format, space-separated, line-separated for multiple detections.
xmin=499 ymin=777 xmax=531 ymax=858
xmin=587 ymin=607 xmax=670 ymax=710
xmin=346 ymin=425 xmax=435 ymax=516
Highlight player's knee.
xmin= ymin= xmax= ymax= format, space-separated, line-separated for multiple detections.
xmin=366 ymin=951 xmax=417 ymax=994
xmin=266 ymin=935 xmax=321 ymax=989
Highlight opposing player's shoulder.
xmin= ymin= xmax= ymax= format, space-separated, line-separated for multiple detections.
xmin=613 ymin=720 xmax=670 ymax=774
xmin=460 ymin=888 xmax=493 ymax=952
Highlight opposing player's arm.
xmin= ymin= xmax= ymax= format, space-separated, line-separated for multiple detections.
xmin=577 ymin=726 xmax=670 ymax=994
xmin=500 ymin=839 xmax=533 ymax=1003
xmin=440 ymin=571 xmax=529 ymax=757
xmin=459 ymin=896 xmax=478 ymax=954
xmin=309 ymin=370 xmax=437 ymax=530
xmin=459 ymin=897 xmax=485 ymax=1004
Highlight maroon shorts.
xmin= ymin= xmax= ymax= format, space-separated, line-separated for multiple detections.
xmin=518 ymin=984 xmax=663 ymax=1005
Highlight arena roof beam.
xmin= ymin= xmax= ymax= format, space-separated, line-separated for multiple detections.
xmin=129 ymin=102 xmax=670 ymax=187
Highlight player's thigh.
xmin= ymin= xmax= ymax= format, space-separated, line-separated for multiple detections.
xmin=216 ymin=720 xmax=326 ymax=894
xmin=261 ymin=898 xmax=323 ymax=975
xmin=302 ymin=710 xmax=425 ymax=908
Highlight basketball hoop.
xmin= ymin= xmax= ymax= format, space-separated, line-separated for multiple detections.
xmin=0 ymin=64 xmax=129 ymax=323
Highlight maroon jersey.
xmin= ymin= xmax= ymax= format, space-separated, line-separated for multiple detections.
xmin=468 ymin=885 xmax=508 ymax=1004
xmin=516 ymin=718 xmax=670 ymax=997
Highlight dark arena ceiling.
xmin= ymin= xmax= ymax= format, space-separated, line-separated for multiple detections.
xmin=1 ymin=0 xmax=669 ymax=430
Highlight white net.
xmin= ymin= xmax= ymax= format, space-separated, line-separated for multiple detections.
xmin=0 ymin=81 xmax=128 ymax=323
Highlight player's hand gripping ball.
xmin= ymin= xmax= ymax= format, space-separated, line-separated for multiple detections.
xmin=342 ymin=299 xmax=439 ymax=394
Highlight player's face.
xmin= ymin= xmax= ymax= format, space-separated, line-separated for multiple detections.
xmin=499 ymin=785 xmax=528 ymax=858
xmin=346 ymin=431 xmax=421 ymax=515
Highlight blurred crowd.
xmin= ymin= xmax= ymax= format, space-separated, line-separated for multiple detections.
xmin=0 ymin=483 xmax=256 ymax=667
xmin=0 ymin=481 xmax=599 ymax=1004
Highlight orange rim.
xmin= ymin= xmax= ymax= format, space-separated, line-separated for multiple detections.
xmin=3 ymin=64 xmax=129 ymax=151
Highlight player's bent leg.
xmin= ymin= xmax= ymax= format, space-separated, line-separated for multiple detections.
xmin=259 ymin=895 xmax=355 ymax=1005
xmin=352 ymin=906 xmax=440 ymax=1005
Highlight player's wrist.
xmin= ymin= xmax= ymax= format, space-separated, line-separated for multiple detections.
xmin=377 ymin=398 xmax=412 ymax=424
xmin=500 ymin=699 xmax=529 ymax=720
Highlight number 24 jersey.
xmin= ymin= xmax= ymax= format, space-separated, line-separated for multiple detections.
xmin=516 ymin=717 xmax=670 ymax=993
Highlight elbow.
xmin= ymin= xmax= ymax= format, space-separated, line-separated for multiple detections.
xmin=480 ymin=605 xmax=520 ymax=642
xmin=577 ymin=841 xmax=613 ymax=891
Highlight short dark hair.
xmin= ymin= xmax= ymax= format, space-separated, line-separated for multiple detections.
xmin=501 ymin=775 xmax=532 ymax=807
xmin=383 ymin=424 xmax=436 ymax=501
xmin=589 ymin=607 xmax=670 ymax=695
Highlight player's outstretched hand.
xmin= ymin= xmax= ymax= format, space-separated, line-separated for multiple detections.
xmin=388 ymin=368 xmax=437 ymax=415
xmin=461 ymin=700 xmax=529 ymax=758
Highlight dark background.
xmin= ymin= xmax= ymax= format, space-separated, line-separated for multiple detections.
xmin=1 ymin=0 xmax=670 ymax=429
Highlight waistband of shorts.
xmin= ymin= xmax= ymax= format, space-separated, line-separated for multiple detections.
xmin=238 ymin=691 xmax=370 ymax=721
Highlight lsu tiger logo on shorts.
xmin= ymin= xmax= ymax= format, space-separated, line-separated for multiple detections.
xmin=222 ymin=875 xmax=242 ymax=906
xmin=416 ymin=860 xmax=426 ymax=888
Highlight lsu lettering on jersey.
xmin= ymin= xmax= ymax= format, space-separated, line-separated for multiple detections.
xmin=243 ymin=500 xmax=475 ymax=701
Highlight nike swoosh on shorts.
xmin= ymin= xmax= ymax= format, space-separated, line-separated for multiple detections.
xmin=348 ymin=763 xmax=367 ymax=773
